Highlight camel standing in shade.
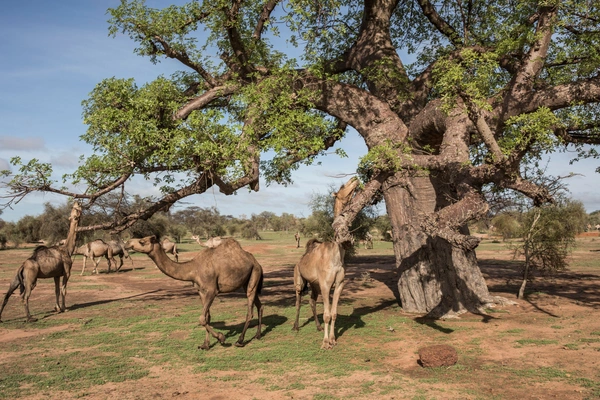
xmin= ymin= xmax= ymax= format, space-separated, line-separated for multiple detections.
xmin=74 ymin=239 xmax=115 ymax=275
xmin=0 ymin=202 xmax=82 ymax=322
xmin=125 ymin=236 xmax=263 ymax=350
xmin=292 ymin=177 xmax=359 ymax=349
xmin=161 ymin=238 xmax=179 ymax=261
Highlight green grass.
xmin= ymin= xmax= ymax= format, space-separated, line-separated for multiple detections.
xmin=515 ymin=339 xmax=559 ymax=346
xmin=1 ymin=234 xmax=600 ymax=399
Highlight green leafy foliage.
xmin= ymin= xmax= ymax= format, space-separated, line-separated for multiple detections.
xmin=500 ymin=107 xmax=562 ymax=157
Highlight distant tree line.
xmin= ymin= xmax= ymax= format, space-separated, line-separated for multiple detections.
xmin=0 ymin=190 xmax=393 ymax=250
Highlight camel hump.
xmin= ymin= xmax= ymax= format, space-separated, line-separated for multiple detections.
xmin=304 ymin=238 xmax=323 ymax=254
xmin=31 ymin=245 xmax=49 ymax=258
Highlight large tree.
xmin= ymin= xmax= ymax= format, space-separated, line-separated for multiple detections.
xmin=2 ymin=0 xmax=600 ymax=316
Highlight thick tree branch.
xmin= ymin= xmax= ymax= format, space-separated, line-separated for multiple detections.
xmin=555 ymin=125 xmax=600 ymax=145
xmin=174 ymin=84 xmax=239 ymax=120
xmin=523 ymin=75 xmax=600 ymax=113
xmin=300 ymin=75 xmax=408 ymax=148
xmin=499 ymin=6 xmax=557 ymax=119
xmin=417 ymin=0 xmax=462 ymax=46
xmin=225 ymin=0 xmax=254 ymax=76
xmin=151 ymin=35 xmax=218 ymax=87
xmin=330 ymin=0 xmax=414 ymax=118
xmin=252 ymin=0 xmax=279 ymax=40
xmin=421 ymin=189 xmax=487 ymax=250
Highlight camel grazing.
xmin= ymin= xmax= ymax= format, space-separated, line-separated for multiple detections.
xmin=108 ymin=240 xmax=133 ymax=271
xmin=74 ymin=239 xmax=115 ymax=275
xmin=292 ymin=177 xmax=359 ymax=349
xmin=124 ymin=236 xmax=263 ymax=350
xmin=0 ymin=202 xmax=82 ymax=322
xmin=191 ymin=235 xmax=223 ymax=248
xmin=161 ymin=238 xmax=179 ymax=261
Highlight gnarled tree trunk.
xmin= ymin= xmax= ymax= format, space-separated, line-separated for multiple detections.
xmin=384 ymin=174 xmax=496 ymax=318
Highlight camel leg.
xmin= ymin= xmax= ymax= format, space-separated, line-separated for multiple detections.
xmin=327 ymin=279 xmax=346 ymax=348
xmin=0 ymin=274 xmax=21 ymax=322
xmin=116 ymin=256 xmax=124 ymax=272
xmin=254 ymin=296 xmax=263 ymax=340
xmin=106 ymin=256 xmax=113 ymax=273
xmin=198 ymin=291 xmax=224 ymax=350
xmin=292 ymin=270 xmax=305 ymax=331
xmin=319 ymin=283 xmax=333 ymax=349
xmin=309 ymin=285 xmax=323 ymax=332
xmin=235 ymin=290 xmax=256 ymax=347
xmin=21 ymin=271 xmax=38 ymax=323
xmin=53 ymin=276 xmax=61 ymax=312
xmin=92 ymin=258 xmax=100 ymax=274
xmin=59 ymin=268 xmax=70 ymax=313
xmin=81 ymin=256 xmax=87 ymax=276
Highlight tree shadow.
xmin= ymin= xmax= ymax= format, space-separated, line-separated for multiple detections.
xmin=0 ymin=289 xmax=164 ymax=323
xmin=335 ymin=299 xmax=397 ymax=338
xmin=481 ymin=258 xmax=600 ymax=310
xmin=345 ymin=255 xmax=400 ymax=301
xmin=69 ymin=289 xmax=163 ymax=311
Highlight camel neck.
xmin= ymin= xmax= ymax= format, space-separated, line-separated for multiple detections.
xmin=148 ymin=243 xmax=195 ymax=282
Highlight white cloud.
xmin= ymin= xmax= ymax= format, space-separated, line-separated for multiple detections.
xmin=0 ymin=136 xmax=45 ymax=151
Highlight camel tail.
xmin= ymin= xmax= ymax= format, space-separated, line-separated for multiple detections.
xmin=300 ymin=279 xmax=309 ymax=295
xmin=257 ymin=273 xmax=264 ymax=295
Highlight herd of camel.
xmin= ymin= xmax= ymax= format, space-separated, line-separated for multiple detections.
xmin=0 ymin=178 xmax=361 ymax=350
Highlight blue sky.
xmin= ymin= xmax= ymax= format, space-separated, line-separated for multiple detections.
xmin=1 ymin=1 xmax=599 ymax=223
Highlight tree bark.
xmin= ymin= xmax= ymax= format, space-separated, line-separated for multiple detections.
xmin=384 ymin=173 xmax=498 ymax=318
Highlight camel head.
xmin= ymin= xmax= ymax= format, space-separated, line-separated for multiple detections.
xmin=333 ymin=176 xmax=359 ymax=217
xmin=72 ymin=244 xmax=86 ymax=255
xmin=124 ymin=236 xmax=158 ymax=254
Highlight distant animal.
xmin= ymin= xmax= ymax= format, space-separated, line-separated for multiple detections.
xmin=361 ymin=232 xmax=374 ymax=249
xmin=161 ymin=238 xmax=179 ymax=262
xmin=125 ymin=236 xmax=263 ymax=350
xmin=294 ymin=232 xmax=301 ymax=248
xmin=191 ymin=235 xmax=223 ymax=248
xmin=74 ymin=239 xmax=115 ymax=275
xmin=108 ymin=240 xmax=133 ymax=271
xmin=0 ymin=203 xmax=82 ymax=322
xmin=292 ymin=177 xmax=359 ymax=349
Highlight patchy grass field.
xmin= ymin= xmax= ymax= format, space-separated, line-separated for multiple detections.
xmin=0 ymin=232 xmax=599 ymax=399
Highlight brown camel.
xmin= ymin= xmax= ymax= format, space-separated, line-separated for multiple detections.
xmin=161 ymin=238 xmax=179 ymax=262
xmin=293 ymin=177 xmax=359 ymax=349
xmin=74 ymin=239 xmax=115 ymax=275
xmin=109 ymin=240 xmax=133 ymax=271
xmin=0 ymin=202 xmax=82 ymax=322
xmin=191 ymin=235 xmax=223 ymax=248
xmin=124 ymin=236 xmax=263 ymax=350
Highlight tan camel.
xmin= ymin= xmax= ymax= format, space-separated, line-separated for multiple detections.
xmin=109 ymin=240 xmax=133 ymax=271
xmin=74 ymin=239 xmax=115 ymax=275
xmin=293 ymin=177 xmax=359 ymax=349
xmin=191 ymin=235 xmax=223 ymax=248
xmin=358 ymin=232 xmax=374 ymax=249
xmin=0 ymin=202 xmax=82 ymax=322
xmin=124 ymin=236 xmax=263 ymax=350
xmin=294 ymin=232 xmax=301 ymax=248
xmin=161 ymin=238 xmax=179 ymax=261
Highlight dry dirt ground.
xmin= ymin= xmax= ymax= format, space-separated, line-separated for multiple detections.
xmin=0 ymin=236 xmax=599 ymax=399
